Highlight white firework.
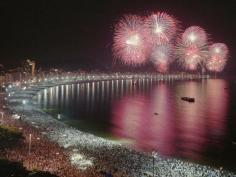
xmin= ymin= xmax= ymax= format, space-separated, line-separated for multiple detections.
xmin=145 ymin=12 xmax=178 ymax=45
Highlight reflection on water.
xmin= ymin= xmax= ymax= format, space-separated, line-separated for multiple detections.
xmin=112 ymin=80 xmax=228 ymax=158
xmin=37 ymin=79 xmax=236 ymax=168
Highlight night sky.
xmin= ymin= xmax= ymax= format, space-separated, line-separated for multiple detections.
xmin=0 ymin=0 xmax=235 ymax=73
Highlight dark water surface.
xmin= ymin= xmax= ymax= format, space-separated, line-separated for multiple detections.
xmin=37 ymin=79 xmax=236 ymax=170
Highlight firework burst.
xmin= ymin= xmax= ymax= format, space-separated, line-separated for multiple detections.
xmin=209 ymin=43 xmax=229 ymax=60
xmin=112 ymin=13 xmax=229 ymax=73
xmin=176 ymin=26 xmax=209 ymax=70
xmin=144 ymin=12 xmax=178 ymax=45
xmin=113 ymin=15 xmax=149 ymax=65
xmin=151 ymin=43 xmax=174 ymax=72
xmin=182 ymin=26 xmax=208 ymax=47
xmin=206 ymin=58 xmax=226 ymax=72
xmin=206 ymin=43 xmax=229 ymax=72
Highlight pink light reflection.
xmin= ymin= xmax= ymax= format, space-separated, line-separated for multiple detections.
xmin=111 ymin=80 xmax=228 ymax=160
xmin=112 ymin=96 xmax=148 ymax=147
xmin=206 ymin=80 xmax=228 ymax=148
xmin=148 ymin=84 xmax=176 ymax=155
xmin=112 ymin=84 xmax=177 ymax=155
xmin=175 ymin=82 xmax=207 ymax=160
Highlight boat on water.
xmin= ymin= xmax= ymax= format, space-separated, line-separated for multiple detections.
xmin=181 ymin=97 xmax=195 ymax=102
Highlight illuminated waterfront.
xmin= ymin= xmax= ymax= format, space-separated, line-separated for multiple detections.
xmin=5 ymin=75 xmax=236 ymax=176
xmin=34 ymin=78 xmax=236 ymax=171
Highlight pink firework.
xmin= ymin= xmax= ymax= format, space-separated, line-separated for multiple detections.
xmin=176 ymin=44 xmax=209 ymax=70
xmin=182 ymin=26 xmax=208 ymax=47
xmin=176 ymin=26 xmax=209 ymax=70
xmin=151 ymin=43 xmax=174 ymax=72
xmin=113 ymin=15 xmax=149 ymax=65
xmin=206 ymin=58 xmax=226 ymax=72
xmin=145 ymin=12 xmax=178 ymax=45
xmin=206 ymin=43 xmax=229 ymax=72
xmin=209 ymin=43 xmax=229 ymax=60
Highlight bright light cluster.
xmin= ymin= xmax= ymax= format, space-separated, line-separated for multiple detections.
xmin=113 ymin=12 xmax=229 ymax=73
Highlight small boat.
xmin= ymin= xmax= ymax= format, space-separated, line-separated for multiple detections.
xmin=181 ymin=97 xmax=195 ymax=102
xmin=154 ymin=112 xmax=159 ymax=115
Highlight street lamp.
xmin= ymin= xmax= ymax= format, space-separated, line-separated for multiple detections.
xmin=22 ymin=100 xmax=27 ymax=111
xmin=57 ymin=113 xmax=61 ymax=120
xmin=0 ymin=112 xmax=4 ymax=119
xmin=22 ymin=100 xmax=26 ymax=105
xmin=29 ymin=133 xmax=32 ymax=155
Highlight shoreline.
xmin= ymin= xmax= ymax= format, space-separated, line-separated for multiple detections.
xmin=5 ymin=78 xmax=236 ymax=177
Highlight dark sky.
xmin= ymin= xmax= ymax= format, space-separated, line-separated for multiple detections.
xmin=0 ymin=0 xmax=235 ymax=73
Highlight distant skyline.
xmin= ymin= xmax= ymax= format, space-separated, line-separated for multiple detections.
xmin=0 ymin=0 xmax=235 ymax=74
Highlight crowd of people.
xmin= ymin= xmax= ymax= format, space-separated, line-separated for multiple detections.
xmin=0 ymin=96 xmax=106 ymax=177
xmin=1 ymin=85 xmax=236 ymax=177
